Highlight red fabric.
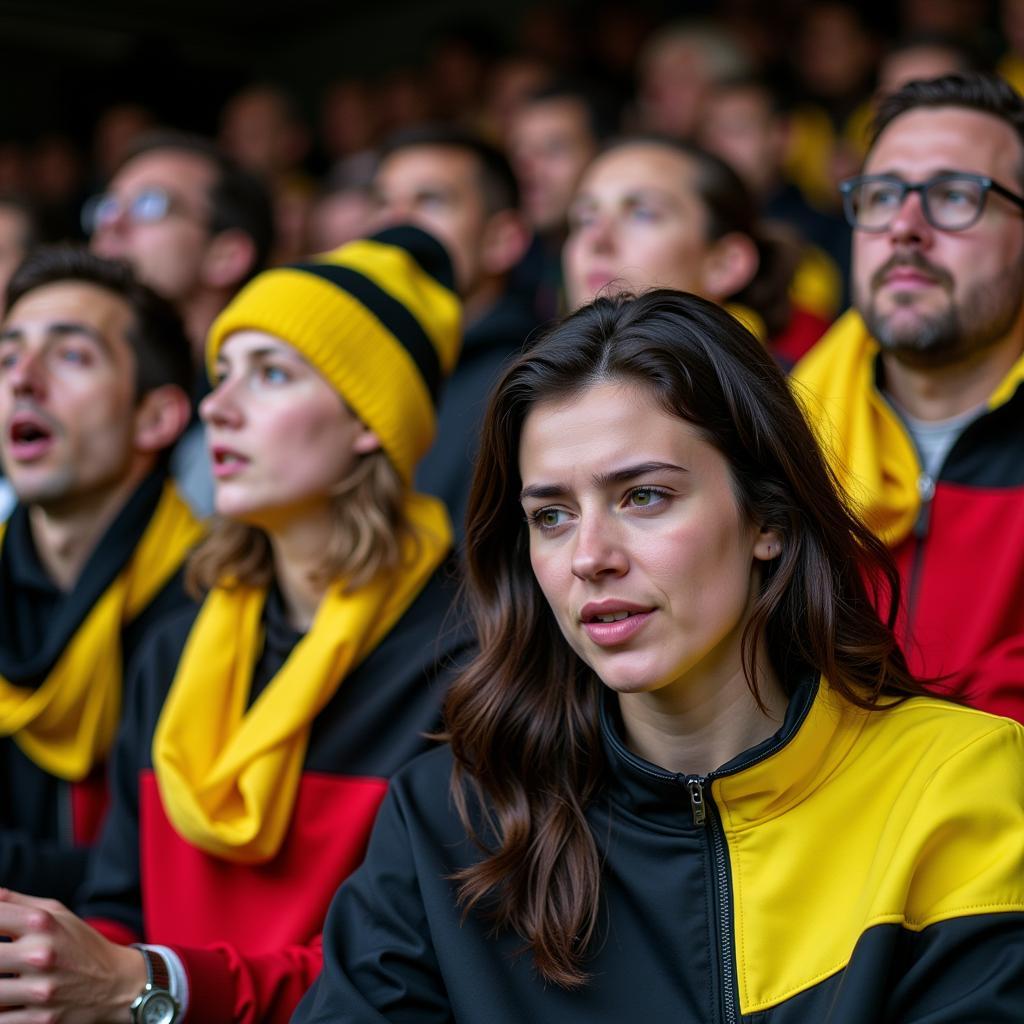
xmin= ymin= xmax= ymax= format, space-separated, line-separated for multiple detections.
xmin=889 ymin=482 xmax=1024 ymax=722
xmin=89 ymin=917 xmax=140 ymax=946
xmin=70 ymin=770 xmax=109 ymax=846
xmin=770 ymin=305 xmax=830 ymax=367
xmin=139 ymin=771 xmax=386 ymax=950
xmin=137 ymin=770 xmax=388 ymax=1024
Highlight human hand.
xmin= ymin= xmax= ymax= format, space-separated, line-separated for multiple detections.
xmin=0 ymin=888 xmax=146 ymax=1024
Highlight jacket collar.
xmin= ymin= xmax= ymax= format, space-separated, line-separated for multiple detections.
xmin=599 ymin=676 xmax=869 ymax=830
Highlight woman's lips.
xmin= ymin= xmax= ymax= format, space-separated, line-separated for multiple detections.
xmin=580 ymin=602 xmax=655 ymax=647
xmin=210 ymin=446 xmax=251 ymax=479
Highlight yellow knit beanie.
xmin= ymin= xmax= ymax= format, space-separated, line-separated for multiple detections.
xmin=206 ymin=225 xmax=461 ymax=485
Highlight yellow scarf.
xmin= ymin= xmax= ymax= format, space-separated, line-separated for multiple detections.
xmin=152 ymin=492 xmax=451 ymax=864
xmin=792 ymin=310 xmax=1024 ymax=546
xmin=0 ymin=483 xmax=203 ymax=781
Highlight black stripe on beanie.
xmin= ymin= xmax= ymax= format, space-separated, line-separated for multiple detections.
xmin=291 ymin=262 xmax=443 ymax=406
xmin=369 ymin=224 xmax=456 ymax=295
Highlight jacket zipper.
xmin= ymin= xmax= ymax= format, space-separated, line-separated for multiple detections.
xmin=686 ymin=775 xmax=736 ymax=1024
xmin=905 ymin=472 xmax=935 ymax=633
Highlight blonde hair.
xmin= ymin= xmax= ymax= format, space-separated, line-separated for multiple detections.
xmin=186 ymin=449 xmax=410 ymax=597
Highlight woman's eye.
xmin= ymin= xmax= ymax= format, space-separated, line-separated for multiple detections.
xmin=57 ymin=346 xmax=90 ymax=366
xmin=528 ymin=507 xmax=570 ymax=530
xmin=260 ymin=364 xmax=290 ymax=383
xmin=626 ymin=486 xmax=667 ymax=508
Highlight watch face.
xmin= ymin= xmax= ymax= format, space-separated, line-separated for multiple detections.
xmin=139 ymin=990 xmax=177 ymax=1024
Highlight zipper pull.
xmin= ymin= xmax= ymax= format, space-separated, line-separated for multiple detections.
xmin=685 ymin=775 xmax=706 ymax=826
xmin=914 ymin=473 xmax=935 ymax=538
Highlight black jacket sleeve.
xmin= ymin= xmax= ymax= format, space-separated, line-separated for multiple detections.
xmin=0 ymin=819 xmax=89 ymax=904
xmin=74 ymin=606 xmax=196 ymax=934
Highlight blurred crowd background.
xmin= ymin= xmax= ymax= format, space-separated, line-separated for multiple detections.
xmin=2 ymin=0 xmax=1023 ymax=311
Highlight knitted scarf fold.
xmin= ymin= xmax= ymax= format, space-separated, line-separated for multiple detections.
xmin=152 ymin=492 xmax=451 ymax=864
xmin=793 ymin=310 xmax=1024 ymax=546
xmin=0 ymin=483 xmax=202 ymax=780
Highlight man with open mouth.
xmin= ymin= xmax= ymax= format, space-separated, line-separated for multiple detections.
xmin=0 ymin=245 xmax=201 ymax=904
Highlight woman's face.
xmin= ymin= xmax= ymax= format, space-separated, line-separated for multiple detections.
xmin=563 ymin=143 xmax=713 ymax=310
xmin=519 ymin=379 xmax=778 ymax=702
xmin=200 ymin=330 xmax=379 ymax=526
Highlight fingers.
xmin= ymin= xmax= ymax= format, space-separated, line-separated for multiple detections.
xmin=0 ymin=971 xmax=57 ymax=1007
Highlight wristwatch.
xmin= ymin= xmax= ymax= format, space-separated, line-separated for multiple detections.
xmin=129 ymin=947 xmax=179 ymax=1024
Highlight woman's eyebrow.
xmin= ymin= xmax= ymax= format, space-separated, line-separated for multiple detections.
xmin=520 ymin=462 xmax=687 ymax=502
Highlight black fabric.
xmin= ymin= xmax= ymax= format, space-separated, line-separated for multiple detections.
xmin=0 ymin=469 xmax=165 ymax=687
xmin=368 ymin=225 xmax=457 ymax=295
xmin=293 ymin=262 xmax=443 ymax=406
xmin=76 ymin=556 xmax=475 ymax=932
xmin=294 ymin=689 xmax=1024 ymax=1024
xmin=415 ymin=291 xmax=543 ymax=539
xmin=0 ymin=471 xmax=192 ymax=904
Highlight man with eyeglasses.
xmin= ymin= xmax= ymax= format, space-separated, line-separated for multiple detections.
xmin=87 ymin=132 xmax=274 ymax=515
xmin=795 ymin=72 xmax=1024 ymax=723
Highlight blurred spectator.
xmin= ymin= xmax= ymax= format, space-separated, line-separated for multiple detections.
xmin=91 ymin=103 xmax=157 ymax=185
xmin=635 ymin=19 xmax=752 ymax=140
xmin=876 ymin=35 xmax=978 ymax=100
xmin=0 ymin=143 xmax=28 ymax=197
xmin=0 ymin=197 xmax=40 ymax=301
xmin=88 ymin=130 xmax=274 ymax=514
xmin=372 ymin=127 xmax=535 ymax=534
xmin=482 ymin=54 xmax=553 ymax=143
xmin=998 ymin=0 xmax=1024 ymax=95
xmin=507 ymin=81 xmax=612 ymax=318
xmin=429 ymin=22 xmax=503 ymax=126
xmin=785 ymin=2 xmax=879 ymax=210
xmin=699 ymin=74 xmax=849 ymax=311
xmin=563 ymin=138 xmax=817 ymax=365
xmin=219 ymin=83 xmax=315 ymax=264
xmin=28 ymin=134 xmax=86 ymax=242
xmin=306 ymin=160 xmax=376 ymax=253
xmin=319 ymin=78 xmax=379 ymax=168
xmin=378 ymin=68 xmax=437 ymax=136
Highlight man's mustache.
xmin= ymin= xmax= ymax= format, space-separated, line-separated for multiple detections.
xmin=870 ymin=254 xmax=953 ymax=292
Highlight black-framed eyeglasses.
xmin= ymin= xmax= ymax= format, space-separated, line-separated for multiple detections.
xmin=838 ymin=172 xmax=1024 ymax=232
xmin=80 ymin=186 xmax=201 ymax=235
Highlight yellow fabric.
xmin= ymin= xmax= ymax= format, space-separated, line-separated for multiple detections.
xmin=725 ymin=303 xmax=766 ymax=343
xmin=205 ymin=233 xmax=461 ymax=485
xmin=792 ymin=310 xmax=1024 ymax=545
xmin=998 ymin=53 xmax=1024 ymax=98
xmin=0 ymin=484 xmax=203 ymax=781
xmin=784 ymin=101 xmax=873 ymax=212
xmin=789 ymin=244 xmax=842 ymax=321
xmin=715 ymin=683 xmax=1024 ymax=1013
xmin=152 ymin=491 xmax=451 ymax=864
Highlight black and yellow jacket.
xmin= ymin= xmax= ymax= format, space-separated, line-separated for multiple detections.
xmin=0 ymin=471 xmax=200 ymax=903
xmin=295 ymin=677 xmax=1024 ymax=1023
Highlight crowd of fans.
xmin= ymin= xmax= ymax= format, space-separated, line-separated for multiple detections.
xmin=0 ymin=1 xmax=1022 ymax=1022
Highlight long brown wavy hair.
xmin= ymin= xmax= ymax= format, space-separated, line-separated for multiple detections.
xmin=444 ymin=290 xmax=928 ymax=988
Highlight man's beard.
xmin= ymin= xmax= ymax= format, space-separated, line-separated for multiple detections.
xmin=859 ymin=252 xmax=1024 ymax=369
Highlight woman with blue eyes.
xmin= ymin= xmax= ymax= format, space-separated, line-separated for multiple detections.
xmin=0 ymin=227 xmax=474 ymax=1024
xmin=562 ymin=138 xmax=825 ymax=366
xmin=295 ymin=290 xmax=1024 ymax=1024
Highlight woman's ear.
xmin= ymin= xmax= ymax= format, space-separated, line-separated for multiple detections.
xmin=753 ymin=527 xmax=783 ymax=562
xmin=700 ymin=231 xmax=760 ymax=301
xmin=352 ymin=428 xmax=382 ymax=455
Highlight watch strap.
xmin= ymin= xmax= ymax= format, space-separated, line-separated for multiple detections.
xmin=136 ymin=946 xmax=172 ymax=992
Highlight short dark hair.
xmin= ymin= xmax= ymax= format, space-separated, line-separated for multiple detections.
xmin=5 ymin=245 xmax=193 ymax=399
xmin=521 ymin=79 xmax=619 ymax=146
xmin=118 ymin=130 xmax=275 ymax=281
xmin=872 ymin=73 xmax=1024 ymax=184
xmin=378 ymin=124 xmax=520 ymax=214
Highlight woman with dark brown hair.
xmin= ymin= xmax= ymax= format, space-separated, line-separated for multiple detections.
xmin=296 ymin=290 xmax=1024 ymax=1024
